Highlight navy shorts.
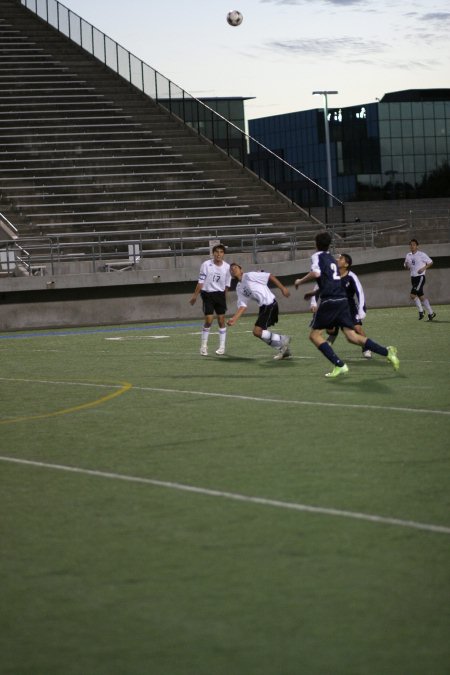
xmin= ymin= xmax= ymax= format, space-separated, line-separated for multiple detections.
xmin=410 ymin=275 xmax=426 ymax=297
xmin=201 ymin=291 xmax=227 ymax=316
xmin=255 ymin=301 xmax=279 ymax=329
xmin=311 ymin=298 xmax=354 ymax=330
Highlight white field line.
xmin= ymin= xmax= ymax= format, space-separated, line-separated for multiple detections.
xmin=1 ymin=455 xmax=449 ymax=535
xmin=105 ymin=335 xmax=170 ymax=340
xmin=134 ymin=385 xmax=450 ymax=416
xmin=1 ymin=377 xmax=449 ymax=416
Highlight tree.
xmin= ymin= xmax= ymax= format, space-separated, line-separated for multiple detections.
xmin=418 ymin=162 xmax=450 ymax=198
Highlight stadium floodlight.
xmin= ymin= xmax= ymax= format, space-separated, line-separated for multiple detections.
xmin=313 ymin=91 xmax=338 ymax=208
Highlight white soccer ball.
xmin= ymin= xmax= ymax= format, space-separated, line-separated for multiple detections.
xmin=227 ymin=10 xmax=243 ymax=27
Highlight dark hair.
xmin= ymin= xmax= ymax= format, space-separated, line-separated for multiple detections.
xmin=410 ymin=238 xmax=419 ymax=245
xmin=212 ymin=244 xmax=226 ymax=253
xmin=230 ymin=262 xmax=242 ymax=269
xmin=315 ymin=231 xmax=332 ymax=251
xmin=341 ymin=253 xmax=352 ymax=268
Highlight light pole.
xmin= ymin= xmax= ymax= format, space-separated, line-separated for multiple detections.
xmin=313 ymin=90 xmax=338 ymax=208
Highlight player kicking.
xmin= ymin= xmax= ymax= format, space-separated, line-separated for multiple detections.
xmin=227 ymin=263 xmax=292 ymax=360
xmin=323 ymin=253 xmax=372 ymax=359
xmin=295 ymin=231 xmax=399 ymax=377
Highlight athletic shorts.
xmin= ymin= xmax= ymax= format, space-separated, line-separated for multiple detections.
xmin=201 ymin=290 xmax=227 ymax=316
xmin=410 ymin=275 xmax=426 ymax=296
xmin=255 ymin=300 xmax=279 ymax=329
xmin=347 ymin=300 xmax=361 ymax=326
xmin=311 ymin=298 xmax=354 ymax=330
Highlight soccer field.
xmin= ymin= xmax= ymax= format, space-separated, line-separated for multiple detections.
xmin=1 ymin=306 xmax=449 ymax=675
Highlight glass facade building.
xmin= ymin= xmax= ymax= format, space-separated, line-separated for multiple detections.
xmin=248 ymin=89 xmax=450 ymax=204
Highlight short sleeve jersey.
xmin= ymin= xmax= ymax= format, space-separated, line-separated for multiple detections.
xmin=198 ymin=259 xmax=231 ymax=292
xmin=311 ymin=251 xmax=346 ymax=301
xmin=404 ymin=250 xmax=432 ymax=277
xmin=236 ymin=271 xmax=275 ymax=308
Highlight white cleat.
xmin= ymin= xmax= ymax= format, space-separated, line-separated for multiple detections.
xmin=200 ymin=345 xmax=208 ymax=356
xmin=273 ymin=335 xmax=291 ymax=360
xmin=362 ymin=350 xmax=372 ymax=359
xmin=215 ymin=346 xmax=225 ymax=355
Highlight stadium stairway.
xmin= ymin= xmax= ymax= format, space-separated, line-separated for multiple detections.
xmin=0 ymin=0 xmax=317 ymax=259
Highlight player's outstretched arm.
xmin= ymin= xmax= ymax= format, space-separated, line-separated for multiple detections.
xmin=227 ymin=306 xmax=246 ymax=326
xmin=269 ymin=274 xmax=290 ymax=298
xmin=295 ymin=271 xmax=319 ymax=288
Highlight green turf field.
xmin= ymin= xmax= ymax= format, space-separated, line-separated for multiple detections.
xmin=1 ymin=305 xmax=449 ymax=675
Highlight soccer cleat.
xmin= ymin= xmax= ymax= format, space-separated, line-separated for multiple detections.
xmin=418 ymin=312 xmax=424 ymax=320
xmin=273 ymin=335 xmax=291 ymax=360
xmin=200 ymin=345 xmax=208 ymax=356
xmin=215 ymin=346 xmax=225 ymax=355
xmin=427 ymin=312 xmax=436 ymax=321
xmin=386 ymin=346 xmax=400 ymax=371
xmin=362 ymin=350 xmax=372 ymax=359
xmin=325 ymin=363 xmax=349 ymax=378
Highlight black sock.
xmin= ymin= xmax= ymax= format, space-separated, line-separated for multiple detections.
xmin=364 ymin=338 xmax=388 ymax=357
xmin=319 ymin=342 xmax=344 ymax=366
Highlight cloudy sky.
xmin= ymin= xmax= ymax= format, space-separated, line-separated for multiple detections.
xmin=47 ymin=0 xmax=449 ymax=120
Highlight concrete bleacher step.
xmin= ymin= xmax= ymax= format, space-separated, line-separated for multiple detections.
xmin=16 ymin=196 xmax=238 ymax=213
xmin=26 ymin=208 xmax=256 ymax=229
xmin=0 ymin=0 xmax=316 ymax=250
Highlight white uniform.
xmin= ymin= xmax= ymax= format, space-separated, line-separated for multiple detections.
xmin=198 ymin=260 xmax=231 ymax=291
xmin=348 ymin=270 xmax=367 ymax=321
xmin=236 ymin=272 xmax=275 ymax=308
xmin=404 ymin=250 xmax=432 ymax=277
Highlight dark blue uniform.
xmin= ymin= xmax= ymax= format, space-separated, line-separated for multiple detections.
xmin=309 ymin=251 xmax=354 ymax=330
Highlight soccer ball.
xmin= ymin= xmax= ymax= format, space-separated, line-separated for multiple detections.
xmin=227 ymin=10 xmax=243 ymax=27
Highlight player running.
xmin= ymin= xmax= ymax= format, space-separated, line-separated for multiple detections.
xmin=295 ymin=231 xmax=399 ymax=378
xmin=227 ymin=263 xmax=291 ymax=360
xmin=404 ymin=238 xmax=436 ymax=321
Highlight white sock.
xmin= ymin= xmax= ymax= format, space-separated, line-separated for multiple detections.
xmin=219 ymin=327 xmax=227 ymax=347
xmin=261 ymin=329 xmax=282 ymax=348
xmin=414 ymin=298 xmax=423 ymax=312
xmin=423 ymin=299 xmax=433 ymax=314
xmin=201 ymin=327 xmax=210 ymax=346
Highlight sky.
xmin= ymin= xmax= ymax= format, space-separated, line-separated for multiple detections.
xmin=52 ymin=0 xmax=450 ymax=121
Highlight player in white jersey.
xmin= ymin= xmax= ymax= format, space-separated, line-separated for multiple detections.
xmin=404 ymin=239 xmax=436 ymax=321
xmin=226 ymin=263 xmax=291 ymax=360
xmin=190 ymin=244 xmax=231 ymax=356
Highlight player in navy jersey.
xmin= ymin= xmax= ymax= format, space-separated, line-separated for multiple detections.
xmin=295 ymin=231 xmax=399 ymax=377
xmin=324 ymin=253 xmax=372 ymax=359
xmin=190 ymin=244 xmax=231 ymax=356
xmin=404 ymin=238 xmax=436 ymax=321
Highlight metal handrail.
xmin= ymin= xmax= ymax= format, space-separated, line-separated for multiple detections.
xmin=0 ymin=218 xmax=389 ymax=276
xmin=0 ymin=210 xmax=19 ymax=234
xmin=19 ymin=0 xmax=345 ymax=220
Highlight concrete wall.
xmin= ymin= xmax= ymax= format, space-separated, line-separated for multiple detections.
xmin=1 ymin=244 xmax=448 ymax=331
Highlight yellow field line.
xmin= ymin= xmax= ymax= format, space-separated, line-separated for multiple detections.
xmin=0 ymin=380 xmax=133 ymax=425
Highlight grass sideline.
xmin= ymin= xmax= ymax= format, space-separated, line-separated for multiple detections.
xmin=1 ymin=305 xmax=449 ymax=675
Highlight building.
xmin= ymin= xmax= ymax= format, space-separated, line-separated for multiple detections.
xmin=248 ymin=89 xmax=450 ymax=204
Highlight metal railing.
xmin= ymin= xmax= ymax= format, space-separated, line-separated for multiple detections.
xmin=19 ymin=0 xmax=345 ymax=220
xmin=1 ymin=224 xmax=318 ymax=275
xmin=2 ymin=216 xmax=411 ymax=278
